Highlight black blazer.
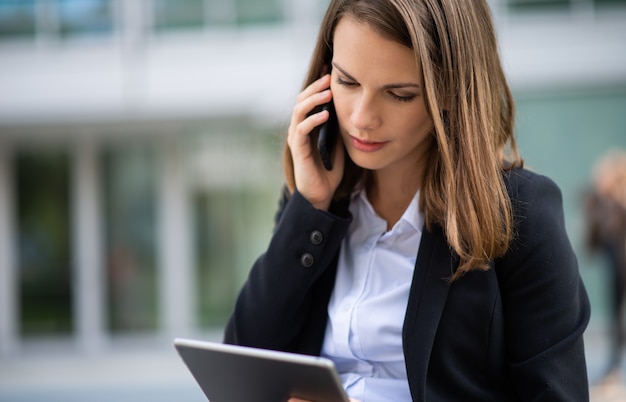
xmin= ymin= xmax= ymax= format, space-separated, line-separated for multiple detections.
xmin=224 ymin=168 xmax=591 ymax=401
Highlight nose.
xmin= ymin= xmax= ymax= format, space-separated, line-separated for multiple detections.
xmin=350 ymin=94 xmax=381 ymax=131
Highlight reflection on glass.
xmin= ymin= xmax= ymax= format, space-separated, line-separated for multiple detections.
xmin=153 ymin=0 xmax=204 ymax=31
xmin=57 ymin=0 xmax=112 ymax=37
xmin=17 ymin=150 xmax=72 ymax=336
xmin=103 ymin=143 xmax=158 ymax=333
xmin=0 ymin=0 xmax=36 ymax=38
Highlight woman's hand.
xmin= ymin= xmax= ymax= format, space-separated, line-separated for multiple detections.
xmin=287 ymin=74 xmax=345 ymax=211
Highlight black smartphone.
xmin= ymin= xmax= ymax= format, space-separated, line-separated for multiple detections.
xmin=317 ymin=100 xmax=338 ymax=170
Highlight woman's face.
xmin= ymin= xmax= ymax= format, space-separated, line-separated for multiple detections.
xmin=331 ymin=16 xmax=434 ymax=178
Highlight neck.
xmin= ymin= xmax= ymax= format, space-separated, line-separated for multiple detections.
xmin=367 ymin=169 xmax=421 ymax=230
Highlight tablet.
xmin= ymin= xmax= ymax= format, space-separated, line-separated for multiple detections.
xmin=174 ymin=338 xmax=350 ymax=402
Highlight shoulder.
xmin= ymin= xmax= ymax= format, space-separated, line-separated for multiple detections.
xmin=502 ymin=168 xmax=566 ymax=230
xmin=499 ymin=167 xmax=575 ymax=274
xmin=495 ymin=168 xmax=590 ymax=397
xmin=503 ymin=167 xmax=562 ymax=206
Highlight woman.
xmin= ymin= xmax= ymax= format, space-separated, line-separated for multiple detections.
xmin=224 ymin=0 xmax=591 ymax=400
xmin=585 ymin=150 xmax=626 ymax=384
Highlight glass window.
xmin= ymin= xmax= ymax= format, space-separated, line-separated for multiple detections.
xmin=204 ymin=0 xmax=235 ymax=26
xmin=153 ymin=0 xmax=205 ymax=31
xmin=234 ymin=0 xmax=282 ymax=25
xmin=16 ymin=150 xmax=72 ymax=336
xmin=153 ymin=0 xmax=285 ymax=30
xmin=103 ymin=143 xmax=159 ymax=333
xmin=194 ymin=190 xmax=238 ymax=328
xmin=507 ymin=0 xmax=571 ymax=12
xmin=57 ymin=0 xmax=113 ymax=37
xmin=194 ymin=187 xmax=279 ymax=328
xmin=187 ymin=126 xmax=281 ymax=329
xmin=0 ymin=0 xmax=36 ymax=39
xmin=594 ymin=0 xmax=626 ymax=5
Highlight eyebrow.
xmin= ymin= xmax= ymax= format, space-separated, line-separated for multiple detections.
xmin=332 ymin=62 xmax=421 ymax=90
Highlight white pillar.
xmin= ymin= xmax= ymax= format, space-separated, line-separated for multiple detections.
xmin=158 ymin=136 xmax=194 ymax=338
xmin=72 ymin=138 xmax=106 ymax=353
xmin=0 ymin=142 xmax=17 ymax=356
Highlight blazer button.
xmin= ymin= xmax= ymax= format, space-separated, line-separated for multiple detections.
xmin=310 ymin=230 xmax=323 ymax=245
xmin=300 ymin=253 xmax=315 ymax=268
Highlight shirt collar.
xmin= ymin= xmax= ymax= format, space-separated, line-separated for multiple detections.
xmin=401 ymin=190 xmax=424 ymax=233
xmin=352 ymin=188 xmax=424 ymax=234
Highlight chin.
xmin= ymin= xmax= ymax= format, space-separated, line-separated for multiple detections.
xmin=347 ymin=152 xmax=386 ymax=171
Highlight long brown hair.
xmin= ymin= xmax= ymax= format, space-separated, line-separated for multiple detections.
xmin=283 ymin=0 xmax=523 ymax=280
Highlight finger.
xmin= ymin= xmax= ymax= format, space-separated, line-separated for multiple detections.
xmin=288 ymin=89 xmax=331 ymax=143
xmin=291 ymin=89 xmax=332 ymax=127
xmin=297 ymin=73 xmax=331 ymax=102
xmin=288 ymin=108 xmax=329 ymax=151
xmin=296 ymin=74 xmax=331 ymax=103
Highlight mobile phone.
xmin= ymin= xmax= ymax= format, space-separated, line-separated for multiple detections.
xmin=317 ymin=100 xmax=338 ymax=171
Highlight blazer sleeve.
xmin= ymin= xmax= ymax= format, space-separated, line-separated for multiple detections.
xmin=497 ymin=170 xmax=591 ymax=401
xmin=223 ymin=189 xmax=351 ymax=352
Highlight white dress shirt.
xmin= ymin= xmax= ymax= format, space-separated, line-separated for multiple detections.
xmin=321 ymin=189 xmax=423 ymax=402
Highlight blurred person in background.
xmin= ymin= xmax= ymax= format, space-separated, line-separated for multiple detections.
xmin=224 ymin=0 xmax=591 ymax=400
xmin=585 ymin=149 xmax=626 ymax=385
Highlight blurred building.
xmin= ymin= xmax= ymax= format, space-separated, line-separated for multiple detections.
xmin=0 ymin=0 xmax=625 ymax=360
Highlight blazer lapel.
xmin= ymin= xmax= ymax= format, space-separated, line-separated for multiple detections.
xmin=402 ymin=224 xmax=454 ymax=401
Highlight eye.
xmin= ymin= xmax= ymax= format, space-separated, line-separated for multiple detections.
xmin=336 ymin=76 xmax=357 ymax=87
xmin=389 ymin=92 xmax=417 ymax=103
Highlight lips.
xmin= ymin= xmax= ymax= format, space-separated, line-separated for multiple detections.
xmin=349 ymin=136 xmax=387 ymax=153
